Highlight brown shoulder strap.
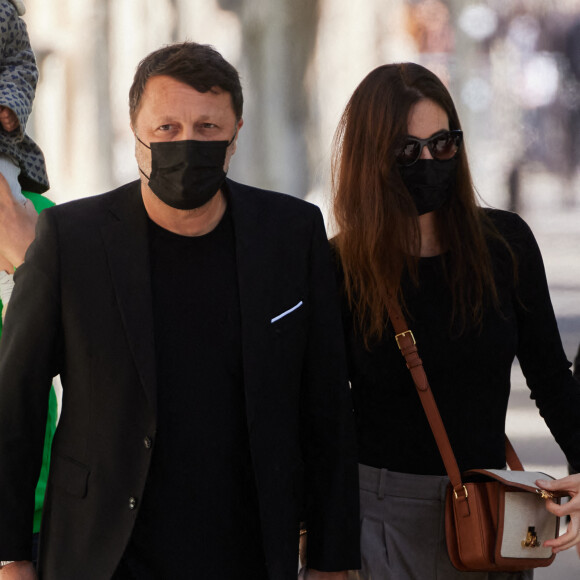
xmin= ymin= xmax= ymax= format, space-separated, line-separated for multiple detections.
xmin=505 ymin=434 xmax=524 ymax=471
xmin=385 ymin=298 xmax=523 ymax=505
xmin=385 ymin=299 xmax=465 ymax=501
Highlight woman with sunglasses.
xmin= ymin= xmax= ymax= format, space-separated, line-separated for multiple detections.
xmin=331 ymin=62 xmax=580 ymax=579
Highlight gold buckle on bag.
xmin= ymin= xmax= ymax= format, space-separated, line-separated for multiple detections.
xmin=522 ymin=526 xmax=541 ymax=548
xmin=395 ymin=330 xmax=416 ymax=350
xmin=453 ymin=485 xmax=468 ymax=500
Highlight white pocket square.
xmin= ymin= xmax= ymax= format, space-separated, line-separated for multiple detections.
xmin=271 ymin=300 xmax=304 ymax=323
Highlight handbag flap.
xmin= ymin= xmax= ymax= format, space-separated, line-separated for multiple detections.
xmin=465 ymin=469 xmax=566 ymax=497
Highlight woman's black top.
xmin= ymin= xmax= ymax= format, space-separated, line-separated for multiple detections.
xmin=337 ymin=209 xmax=580 ymax=475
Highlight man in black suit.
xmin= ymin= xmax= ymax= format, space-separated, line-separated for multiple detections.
xmin=0 ymin=42 xmax=359 ymax=579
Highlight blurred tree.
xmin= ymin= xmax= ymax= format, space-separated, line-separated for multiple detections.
xmin=217 ymin=0 xmax=320 ymax=198
xmin=94 ymin=0 xmax=113 ymax=192
xmin=168 ymin=0 xmax=179 ymax=42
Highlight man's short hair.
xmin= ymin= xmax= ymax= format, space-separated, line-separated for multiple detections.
xmin=129 ymin=42 xmax=243 ymax=124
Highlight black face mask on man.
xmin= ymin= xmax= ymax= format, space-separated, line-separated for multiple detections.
xmin=398 ymin=158 xmax=458 ymax=216
xmin=136 ymin=132 xmax=236 ymax=210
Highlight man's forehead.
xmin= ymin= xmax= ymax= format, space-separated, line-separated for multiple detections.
xmin=144 ymin=75 xmax=225 ymax=96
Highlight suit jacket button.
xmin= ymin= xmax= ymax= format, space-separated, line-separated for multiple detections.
xmin=129 ymin=497 xmax=137 ymax=510
xmin=143 ymin=436 xmax=152 ymax=449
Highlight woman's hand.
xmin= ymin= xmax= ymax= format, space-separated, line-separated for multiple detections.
xmin=537 ymin=473 xmax=580 ymax=555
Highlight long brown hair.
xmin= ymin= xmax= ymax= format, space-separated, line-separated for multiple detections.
xmin=332 ymin=62 xmax=506 ymax=344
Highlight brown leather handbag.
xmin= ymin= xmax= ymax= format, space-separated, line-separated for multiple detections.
xmin=386 ymin=299 xmax=567 ymax=572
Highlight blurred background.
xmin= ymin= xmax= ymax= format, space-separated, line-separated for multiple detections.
xmin=22 ymin=0 xmax=580 ymax=211
xmin=21 ymin=1 xmax=580 ymax=573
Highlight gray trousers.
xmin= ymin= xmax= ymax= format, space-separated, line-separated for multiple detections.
xmin=348 ymin=464 xmax=533 ymax=580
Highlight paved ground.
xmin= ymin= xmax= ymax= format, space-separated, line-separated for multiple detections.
xmin=505 ymin=172 xmax=580 ymax=578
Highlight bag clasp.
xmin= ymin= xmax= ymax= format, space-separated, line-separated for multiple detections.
xmin=521 ymin=526 xmax=541 ymax=548
xmin=536 ymin=489 xmax=554 ymax=500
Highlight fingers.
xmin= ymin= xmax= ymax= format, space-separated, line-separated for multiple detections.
xmin=544 ymin=497 xmax=567 ymax=517
xmin=537 ymin=474 xmax=577 ymax=489
xmin=537 ymin=473 xmax=580 ymax=495
xmin=544 ymin=528 xmax=580 ymax=553
xmin=544 ymin=494 xmax=580 ymax=519
xmin=543 ymin=512 xmax=580 ymax=554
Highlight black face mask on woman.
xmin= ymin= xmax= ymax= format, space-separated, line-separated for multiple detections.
xmin=398 ymin=158 xmax=458 ymax=216
xmin=137 ymin=132 xmax=236 ymax=210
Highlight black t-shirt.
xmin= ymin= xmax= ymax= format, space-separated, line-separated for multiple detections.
xmin=338 ymin=209 xmax=580 ymax=474
xmin=121 ymin=206 xmax=267 ymax=579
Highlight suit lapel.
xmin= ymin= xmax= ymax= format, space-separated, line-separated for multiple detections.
xmin=99 ymin=179 xmax=273 ymax=419
xmin=228 ymin=180 xmax=269 ymax=427
xmin=100 ymin=182 xmax=157 ymax=413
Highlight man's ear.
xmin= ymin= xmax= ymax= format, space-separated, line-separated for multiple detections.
xmin=231 ymin=118 xmax=244 ymax=154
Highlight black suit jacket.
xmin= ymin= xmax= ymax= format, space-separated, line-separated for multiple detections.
xmin=0 ymin=179 xmax=360 ymax=579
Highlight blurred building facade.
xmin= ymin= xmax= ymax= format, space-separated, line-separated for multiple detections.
xmin=22 ymin=0 xmax=580 ymax=211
